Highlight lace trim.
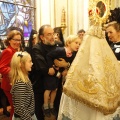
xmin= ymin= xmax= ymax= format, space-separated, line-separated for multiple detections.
xmin=63 ymin=87 xmax=120 ymax=115
xmin=58 ymin=93 xmax=120 ymax=120
xmin=86 ymin=25 xmax=105 ymax=39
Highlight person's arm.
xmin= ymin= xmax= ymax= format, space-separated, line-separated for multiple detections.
xmin=54 ymin=58 xmax=70 ymax=68
xmin=46 ymin=49 xmax=59 ymax=75
xmin=46 ymin=50 xmax=56 ymax=68
xmin=0 ymin=49 xmax=14 ymax=75
xmin=32 ymin=44 xmax=49 ymax=75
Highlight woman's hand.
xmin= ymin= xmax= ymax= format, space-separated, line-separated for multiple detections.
xmin=54 ymin=58 xmax=69 ymax=68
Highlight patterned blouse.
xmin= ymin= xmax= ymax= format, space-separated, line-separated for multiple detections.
xmin=11 ymin=79 xmax=35 ymax=120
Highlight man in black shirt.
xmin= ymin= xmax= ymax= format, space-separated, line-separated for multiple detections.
xmin=31 ymin=24 xmax=69 ymax=120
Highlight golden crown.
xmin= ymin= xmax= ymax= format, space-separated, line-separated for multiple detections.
xmin=87 ymin=0 xmax=110 ymax=38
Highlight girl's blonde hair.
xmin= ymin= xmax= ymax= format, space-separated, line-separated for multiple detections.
xmin=65 ymin=35 xmax=80 ymax=46
xmin=9 ymin=51 xmax=31 ymax=85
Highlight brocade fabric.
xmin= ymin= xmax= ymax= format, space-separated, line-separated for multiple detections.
xmin=58 ymin=34 xmax=120 ymax=120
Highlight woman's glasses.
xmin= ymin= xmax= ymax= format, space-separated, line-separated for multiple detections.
xmin=12 ymin=39 xmax=22 ymax=42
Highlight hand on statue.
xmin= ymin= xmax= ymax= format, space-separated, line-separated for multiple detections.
xmin=48 ymin=67 xmax=55 ymax=75
xmin=62 ymin=69 xmax=68 ymax=77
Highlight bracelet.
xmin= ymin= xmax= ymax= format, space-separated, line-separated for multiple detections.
xmin=66 ymin=62 xmax=70 ymax=69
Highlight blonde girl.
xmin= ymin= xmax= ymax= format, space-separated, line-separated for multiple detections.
xmin=10 ymin=51 xmax=37 ymax=120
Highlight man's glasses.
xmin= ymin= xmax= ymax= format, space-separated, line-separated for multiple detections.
xmin=44 ymin=33 xmax=57 ymax=37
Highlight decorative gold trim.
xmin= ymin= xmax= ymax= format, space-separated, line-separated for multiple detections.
xmin=63 ymin=86 xmax=120 ymax=115
xmin=110 ymin=0 xmax=115 ymax=10
xmin=70 ymin=0 xmax=73 ymax=34
xmin=61 ymin=7 xmax=67 ymax=34
xmin=89 ymin=0 xmax=110 ymax=26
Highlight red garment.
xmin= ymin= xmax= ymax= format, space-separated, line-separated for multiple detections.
xmin=0 ymin=46 xmax=16 ymax=120
xmin=4 ymin=90 xmax=14 ymax=120
xmin=0 ymin=46 xmax=16 ymax=91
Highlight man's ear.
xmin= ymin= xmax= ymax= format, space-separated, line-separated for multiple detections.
xmin=40 ymin=35 xmax=44 ymax=42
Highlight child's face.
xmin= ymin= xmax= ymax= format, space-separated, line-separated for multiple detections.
xmin=70 ymin=38 xmax=81 ymax=52
xmin=25 ymin=55 xmax=33 ymax=71
xmin=54 ymin=33 xmax=60 ymax=41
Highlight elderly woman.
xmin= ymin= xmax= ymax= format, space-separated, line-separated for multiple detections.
xmin=106 ymin=21 xmax=120 ymax=61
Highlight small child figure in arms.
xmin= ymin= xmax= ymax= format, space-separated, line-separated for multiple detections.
xmin=43 ymin=35 xmax=81 ymax=118
xmin=47 ymin=34 xmax=81 ymax=81
xmin=9 ymin=51 xmax=37 ymax=120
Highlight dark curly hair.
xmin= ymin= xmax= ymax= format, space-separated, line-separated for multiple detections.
xmin=105 ymin=7 xmax=120 ymax=32
xmin=107 ymin=7 xmax=120 ymax=23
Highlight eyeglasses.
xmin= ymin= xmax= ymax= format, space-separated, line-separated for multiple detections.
xmin=12 ymin=39 xmax=22 ymax=42
xmin=44 ymin=33 xmax=55 ymax=37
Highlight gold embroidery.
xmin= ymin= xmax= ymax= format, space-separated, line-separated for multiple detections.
xmin=63 ymin=35 xmax=120 ymax=115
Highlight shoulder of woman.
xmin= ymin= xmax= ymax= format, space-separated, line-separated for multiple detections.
xmin=2 ymin=47 xmax=15 ymax=55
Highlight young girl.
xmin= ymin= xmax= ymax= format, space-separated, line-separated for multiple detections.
xmin=43 ymin=35 xmax=81 ymax=118
xmin=9 ymin=51 xmax=37 ymax=120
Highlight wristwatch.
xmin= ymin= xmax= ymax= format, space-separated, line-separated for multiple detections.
xmin=66 ymin=62 xmax=70 ymax=69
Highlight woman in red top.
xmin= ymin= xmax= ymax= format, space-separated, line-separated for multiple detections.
xmin=0 ymin=30 xmax=23 ymax=120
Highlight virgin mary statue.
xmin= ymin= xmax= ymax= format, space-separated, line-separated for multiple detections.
xmin=57 ymin=4 xmax=120 ymax=120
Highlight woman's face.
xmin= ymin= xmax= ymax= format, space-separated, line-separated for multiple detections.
xmin=32 ymin=34 xmax=37 ymax=45
xmin=9 ymin=34 xmax=22 ymax=50
xmin=54 ymin=33 xmax=60 ymax=41
xmin=106 ymin=26 xmax=120 ymax=42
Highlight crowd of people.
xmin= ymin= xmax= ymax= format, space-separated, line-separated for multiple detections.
xmin=0 ymin=7 xmax=120 ymax=120
xmin=0 ymin=25 xmax=81 ymax=120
